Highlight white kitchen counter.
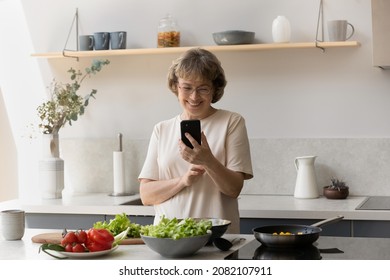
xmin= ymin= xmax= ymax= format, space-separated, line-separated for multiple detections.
xmin=1 ymin=193 xmax=389 ymax=221
xmin=0 ymin=228 xmax=253 ymax=260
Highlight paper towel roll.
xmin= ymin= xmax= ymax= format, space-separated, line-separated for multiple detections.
xmin=113 ymin=151 xmax=125 ymax=194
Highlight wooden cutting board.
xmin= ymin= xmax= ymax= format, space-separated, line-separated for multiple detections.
xmin=31 ymin=232 xmax=144 ymax=245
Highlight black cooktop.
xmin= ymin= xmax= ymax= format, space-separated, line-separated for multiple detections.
xmin=225 ymin=236 xmax=390 ymax=260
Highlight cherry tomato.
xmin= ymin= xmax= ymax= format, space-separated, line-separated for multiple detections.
xmin=72 ymin=243 xmax=86 ymax=253
xmin=76 ymin=230 xmax=87 ymax=244
xmin=61 ymin=231 xmax=78 ymax=246
xmin=65 ymin=243 xmax=73 ymax=252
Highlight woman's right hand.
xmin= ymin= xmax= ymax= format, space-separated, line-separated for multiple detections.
xmin=180 ymin=164 xmax=205 ymax=187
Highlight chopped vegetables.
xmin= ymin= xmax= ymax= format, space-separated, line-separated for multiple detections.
xmin=272 ymin=231 xmax=303 ymax=235
xmin=141 ymin=216 xmax=212 ymax=240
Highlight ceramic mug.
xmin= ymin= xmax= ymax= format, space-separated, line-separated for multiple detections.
xmin=93 ymin=32 xmax=110 ymax=50
xmin=110 ymin=31 xmax=127 ymax=49
xmin=79 ymin=35 xmax=94 ymax=51
xmin=1 ymin=209 xmax=25 ymax=240
xmin=327 ymin=20 xmax=355 ymax=41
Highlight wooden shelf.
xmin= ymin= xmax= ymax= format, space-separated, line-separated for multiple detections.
xmin=31 ymin=41 xmax=360 ymax=59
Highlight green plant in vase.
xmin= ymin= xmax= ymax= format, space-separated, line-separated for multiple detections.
xmin=36 ymin=59 xmax=109 ymax=199
xmin=37 ymin=59 xmax=110 ymax=134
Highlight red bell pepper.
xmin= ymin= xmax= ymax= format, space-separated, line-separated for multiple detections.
xmin=86 ymin=228 xmax=114 ymax=252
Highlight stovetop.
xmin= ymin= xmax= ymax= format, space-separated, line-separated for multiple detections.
xmin=225 ymin=236 xmax=390 ymax=260
xmin=355 ymin=196 xmax=390 ymax=210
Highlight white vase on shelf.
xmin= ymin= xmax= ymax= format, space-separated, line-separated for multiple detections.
xmin=39 ymin=133 xmax=64 ymax=199
xmin=272 ymin=15 xmax=291 ymax=43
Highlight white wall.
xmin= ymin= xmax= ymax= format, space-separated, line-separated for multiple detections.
xmin=0 ymin=88 xmax=18 ymax=201
xmin=2 ymin=0 xmax=390 ymax=200
xmin=21 ymin=0 xmax=390 ymax=139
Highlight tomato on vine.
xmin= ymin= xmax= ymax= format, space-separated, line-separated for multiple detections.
xmin=61 ymin=231 xmax=78 ymax=246
xmin=75 ymin=230 xmax=87 ymax=244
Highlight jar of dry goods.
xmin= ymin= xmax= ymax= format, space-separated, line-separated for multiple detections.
xmin=157 ymin=14 xmax=180 ymax=47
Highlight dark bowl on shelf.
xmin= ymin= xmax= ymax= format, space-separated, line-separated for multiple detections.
xmin=212 ymin=30 xmax=255 ymax=45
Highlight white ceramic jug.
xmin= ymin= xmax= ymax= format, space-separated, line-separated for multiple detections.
xmin=294 ymin=156 xmax=319 ymax=199
xmin=272 ymin=15 xmax=291 ymax=43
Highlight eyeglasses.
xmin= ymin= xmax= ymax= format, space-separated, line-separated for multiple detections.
xmin=177 ymin=84 xmax=212 ymax=96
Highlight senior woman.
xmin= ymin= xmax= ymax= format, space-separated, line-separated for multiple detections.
xmin=138 ymin=48 xmax=253 ymax=233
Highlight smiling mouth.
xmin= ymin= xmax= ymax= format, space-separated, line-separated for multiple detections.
xmin=187 ymin=101 xmax=202 ymax=107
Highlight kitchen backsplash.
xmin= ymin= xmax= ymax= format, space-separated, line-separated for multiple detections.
xmin=60 ymin=138 xmax=390 ymax=197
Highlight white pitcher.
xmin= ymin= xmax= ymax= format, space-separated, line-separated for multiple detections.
xmin=294 ymin=156 xmax=319 ymax=199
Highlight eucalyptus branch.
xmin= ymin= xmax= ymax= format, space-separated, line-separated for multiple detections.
xmin=37 ymin=59 xmax=110 ymax=134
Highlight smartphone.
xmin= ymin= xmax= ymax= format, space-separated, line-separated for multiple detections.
xmin=180 ymin=120 xmax=201 ymax=149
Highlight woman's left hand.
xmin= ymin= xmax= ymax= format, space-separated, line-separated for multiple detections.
xmin=179 ymin=132 xmax=214 ymax=166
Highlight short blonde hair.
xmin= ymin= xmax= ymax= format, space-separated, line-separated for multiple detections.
xmin=167 ymin=48 xmax=227 ymax=103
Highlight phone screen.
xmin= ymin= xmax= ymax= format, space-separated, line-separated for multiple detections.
xmin=180 ymin=120 xmax=201 ymax=149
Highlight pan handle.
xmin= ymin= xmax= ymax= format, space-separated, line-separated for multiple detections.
xmin=310 ymin=215 xmax=344 ymax=228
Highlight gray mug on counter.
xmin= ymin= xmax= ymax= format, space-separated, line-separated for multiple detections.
xmin=110 ymin=31 xmax=127 ymax=49
xmin=94 ymin=32 xmax=110 ymax=50
xmin=327 ymin=20 xmax=355 ymax=41
xmin=79 ymin=35 xmax=94 ymax=51
xmin=1 ymin=209 xmax=25 ymax=240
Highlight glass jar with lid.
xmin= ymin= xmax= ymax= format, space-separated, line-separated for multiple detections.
xmin=157 ymin=14 xmax=180 ymax=47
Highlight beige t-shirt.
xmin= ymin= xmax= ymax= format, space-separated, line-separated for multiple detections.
xmin=138 ymin=109 xmax=253 ymax=233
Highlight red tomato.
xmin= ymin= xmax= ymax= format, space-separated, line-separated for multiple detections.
xmin=65 ymin=243 xmax=73 ymax=252
xmin=76 ymin=230 xmax=87 ymax=244
xmin=61 ymin=231 xmax=78 ymax=246
xmin=72 ymin=243 xmax=86 ymax=253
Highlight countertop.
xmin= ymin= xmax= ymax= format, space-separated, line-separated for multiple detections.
xmin=1 ymin=193 xmax=389 ymax=221
xmin=2 ymin=228 xmax=390 ymax=260
xmin=0 ymin=228 xmax=254 ymax=260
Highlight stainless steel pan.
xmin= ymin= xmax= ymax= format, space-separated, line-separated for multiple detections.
xmin=252 ymin=215 xmax=344 ymax=248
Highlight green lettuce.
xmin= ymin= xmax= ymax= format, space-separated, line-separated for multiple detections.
xmin=93 ymin=213 xmax=141 ymax=238
xmin=141 ymin=216 xmax=212 ymax=240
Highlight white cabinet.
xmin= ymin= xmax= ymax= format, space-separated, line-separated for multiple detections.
xmin=372 ymin=0 xmax=390 ymax=69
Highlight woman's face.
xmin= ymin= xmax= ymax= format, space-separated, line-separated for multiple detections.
xmin=177 ymin=78 xmax=214 ymax=120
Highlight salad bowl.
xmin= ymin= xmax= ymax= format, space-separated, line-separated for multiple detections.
xmin=141 ymin=232 xmax=211 ymax=258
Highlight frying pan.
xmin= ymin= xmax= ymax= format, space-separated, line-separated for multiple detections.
xmin=252 ymin=215 xmax=344 ymax=248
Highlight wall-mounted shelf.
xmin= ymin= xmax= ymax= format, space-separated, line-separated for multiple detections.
xmin=31 ymin=41 xmax=360 ymax=59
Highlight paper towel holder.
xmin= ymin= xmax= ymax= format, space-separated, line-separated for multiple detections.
xmin=109 ymin=133 xmax=134 ymax=197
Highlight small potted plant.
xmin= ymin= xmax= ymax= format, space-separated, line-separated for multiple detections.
xmin=323 ymin=178 xmax=349 ymax=199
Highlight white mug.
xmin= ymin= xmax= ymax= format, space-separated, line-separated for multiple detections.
xmin=1 ymin=209 xmax=25 ymax=240
xmin=327 ymin=20 xmax=355 ymax=41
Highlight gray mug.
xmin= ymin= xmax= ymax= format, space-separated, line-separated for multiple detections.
xmin=110 ymin=31 xmax=127 ymax=49
xmin=94 ymin=32 xmax=110 ymax=50
xmin=327 ymin=20 xmax=355 ymax=41
xmin=79 ymin=35 xmax=94 ymax=51
xmin=1 ymin=209 xmax=25 ymax=240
